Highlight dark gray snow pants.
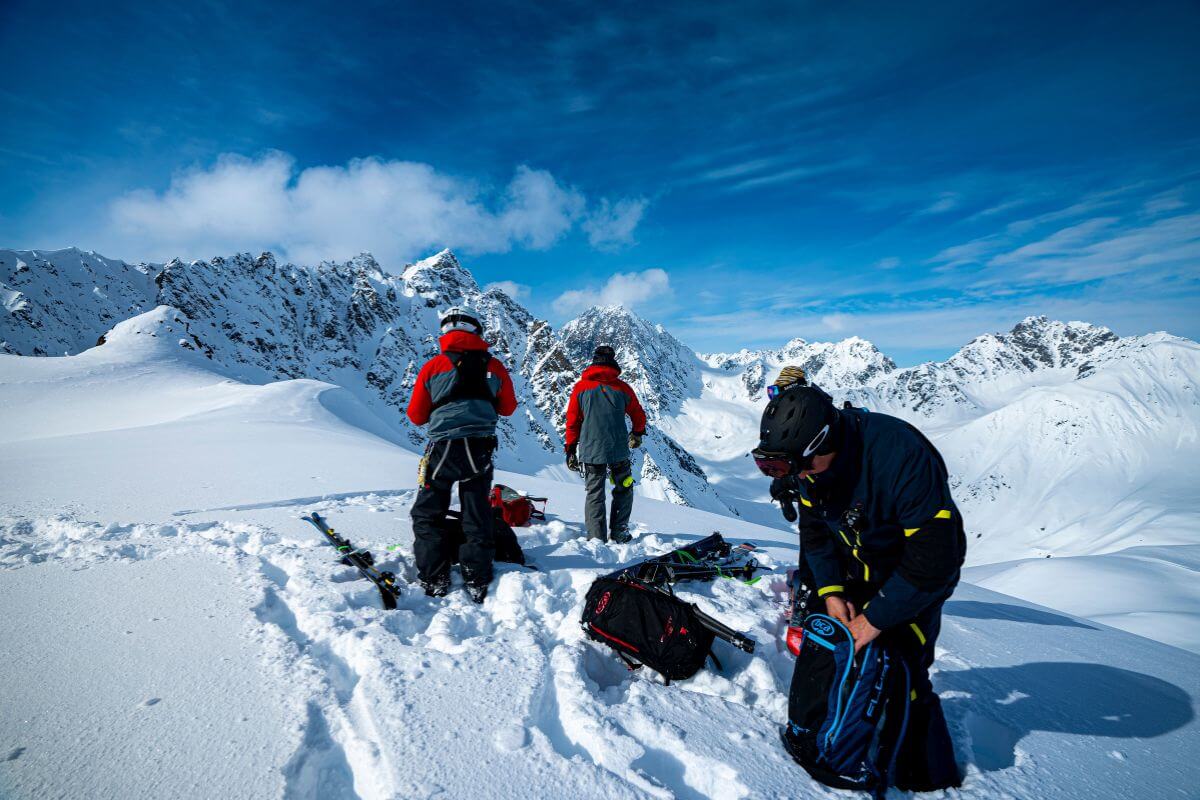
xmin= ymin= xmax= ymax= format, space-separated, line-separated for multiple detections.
xmin=583 ymin=460 xmax=634 ymax=541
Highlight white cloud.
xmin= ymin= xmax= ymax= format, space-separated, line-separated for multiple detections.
xmin=552 ymin=268 xmax=671 ymax=315
xmin=918 ymin=192 xmax=960 ymax=215
xmin=875 ymin=256 xmax=900 ymax=270
xmin=483 ymin=280 xmax=531 ymax=301
xmin=1143 ymin=188 xmax=1188 ymax=216
xmin=821 ymin=313 xmax=851 ymax=332
xmin=583 ymin=197 xmax=648 ymax=249
xmin=101 ymin=152 xmax=644 ymax=267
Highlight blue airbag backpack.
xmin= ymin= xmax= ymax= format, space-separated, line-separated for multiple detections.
xmin=780 ymin=613 xmax=911 ymax=798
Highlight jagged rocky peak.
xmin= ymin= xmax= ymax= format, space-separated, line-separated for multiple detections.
xmin=949 ymin=316 xmax=1119 ymax=377
xmin=559 ymin=304 xmax=691 ymax=363
xmin=558 ymin=304 xmax=702 ymax=418
xmin=401 ymin=249 xmax=479 ymax=301
xmin=709 ymin=332 xmax=895 ymax=399
xmin=1 ymin=247 xmax=159 ymax=356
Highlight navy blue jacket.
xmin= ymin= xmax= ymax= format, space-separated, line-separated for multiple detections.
xmin=797 ymin=409 xmax=966 ymax=631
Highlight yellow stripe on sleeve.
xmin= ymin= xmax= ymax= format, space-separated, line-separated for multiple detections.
xmin=910 ymin=622 xmax=927 ymax=645
xmin=817 ymin=585 xmax=845 ymax=597
xmin=935 ymin=509 xmax=952 ymax=519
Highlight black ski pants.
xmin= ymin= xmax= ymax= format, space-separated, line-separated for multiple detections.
xmin=410 ymin=436 xmax=495 ymax=585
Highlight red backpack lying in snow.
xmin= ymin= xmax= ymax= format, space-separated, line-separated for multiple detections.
xmin=489 ymin=484 xmax=547 ymax=527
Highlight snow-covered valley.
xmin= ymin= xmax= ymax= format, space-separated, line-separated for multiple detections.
xmin=2 ymin=246 xmax=1198 ymax=799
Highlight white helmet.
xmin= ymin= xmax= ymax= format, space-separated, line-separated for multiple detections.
xmin=439 ymin=305 xmax=482 ymax=335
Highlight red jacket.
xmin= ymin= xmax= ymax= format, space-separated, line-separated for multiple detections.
xmin=407 ymin=331 xmax=517 ymax=438
xmin=565 ymin=365 xmax=647 ymax=463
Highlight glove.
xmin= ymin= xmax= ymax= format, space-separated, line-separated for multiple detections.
xmin=770 ymin=476 xmax=798 ymax=502
xmin=771 ymin=476 xmax=799 ymax=523
xmin=566 ymin=445 xmax=580 ymax=473
xmin=628 ymin=432 xmax=643 ymax=450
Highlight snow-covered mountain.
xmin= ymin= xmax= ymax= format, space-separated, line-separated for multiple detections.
xmin=0 ymin=247 xmax=729 ymax=509
xmin=692 ymin=317 xmax=1200 ymax=649
xmin=0 ymin=248 xmax=156 ymax=356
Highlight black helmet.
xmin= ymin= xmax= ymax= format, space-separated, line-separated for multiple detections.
xmin=753 ymin=384 xmax=840 ymax=476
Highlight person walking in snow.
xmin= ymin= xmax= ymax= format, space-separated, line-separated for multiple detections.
xmin=407 ymin=306 xmax=517 ymax=602
xmin=564 ymin=345 xmax=647 ymax=543
xmin=754 ymin=377 xmax=964 ymax=792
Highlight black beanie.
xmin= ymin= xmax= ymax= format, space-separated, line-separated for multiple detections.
xmin=592 ymin=345 xmax=620 ymax=371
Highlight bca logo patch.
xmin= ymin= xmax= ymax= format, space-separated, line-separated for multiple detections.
xmin=596 ymin=591 xmax=612 ymax=614
xmin=811 ymin=617 xmax=836 ymax=637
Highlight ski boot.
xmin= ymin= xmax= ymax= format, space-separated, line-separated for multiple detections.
xmin=421 ymin=574 xmax=451 ymax=598
xmin=464 ymin=582 xmax=489 ymax=604
xmin=461 ymin=570 xmax=490 ymax=604
xmin=610 ymin=527 xmax=633 ymax=544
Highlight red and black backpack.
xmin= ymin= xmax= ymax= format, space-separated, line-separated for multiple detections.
xmin=580 ymin=573 xmax=718 ymax=684
xmin=489 ymin=484 xmax=547 ymax=527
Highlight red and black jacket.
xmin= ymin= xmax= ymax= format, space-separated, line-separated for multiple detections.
xmin=565 ymin=365 xmax=647 ymax=465
xmin=407 ymin=331 xmax=517 ymax=441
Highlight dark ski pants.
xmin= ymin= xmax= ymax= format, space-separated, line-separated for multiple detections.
xmin=411 ymin=437 xmax=495 ymax=585
xmin=583 ymin=460 xmax=633 ymax=541
xmin=889 ymin=595 xmax=961 ymax=791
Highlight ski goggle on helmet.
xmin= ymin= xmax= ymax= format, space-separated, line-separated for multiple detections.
xmin=766 ymin=366 xmax=808 ymax=399
xmin=752 ymin=384 xmax=839 ymax=477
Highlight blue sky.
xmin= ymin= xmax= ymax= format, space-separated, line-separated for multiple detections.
xmin=2 ymin=0 xmax=1198 ymax=363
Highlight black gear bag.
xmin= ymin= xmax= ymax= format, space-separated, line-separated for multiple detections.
xmin=580 ymin=572 xmax=755 ymax=684
xmin=436 ymin=508 xmax=526 ymax=566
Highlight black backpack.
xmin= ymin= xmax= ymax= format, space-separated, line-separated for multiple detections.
xmin=437 ymin=508 xmax=526 ymax=566
xmin=580 ymin=574 xmax=719 ymax=684
xmin=431 ymin=350 xmax=498 ymax=410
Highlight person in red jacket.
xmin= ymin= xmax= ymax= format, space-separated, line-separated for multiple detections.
xmin=564 ymin=345 xmax=647 ymax=543
xmin=407 ymin=305 xmax=517 ymax=602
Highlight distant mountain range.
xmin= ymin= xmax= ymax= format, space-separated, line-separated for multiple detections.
xmin=3 ymin=245 xmax=1197 ymax=561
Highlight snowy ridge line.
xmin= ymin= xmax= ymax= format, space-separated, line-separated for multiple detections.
xmin=173 ymin=488 xmax=410 ymax=516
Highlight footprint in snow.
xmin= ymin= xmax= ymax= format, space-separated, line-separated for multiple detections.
xmin=141 ymin=697 xmax=161 ymax=707
xmin=493 ymin=724 xmax=530 ymax=752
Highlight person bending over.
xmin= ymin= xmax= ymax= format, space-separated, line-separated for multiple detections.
xmin=754 ymin=381 xmax=964 ymax=792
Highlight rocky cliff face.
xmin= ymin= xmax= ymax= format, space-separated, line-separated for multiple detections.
xmin=1 ymin=248 xmax=156 ymax=356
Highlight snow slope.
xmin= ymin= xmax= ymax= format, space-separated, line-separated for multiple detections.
xmin=3 ymin=245 xmax=1198 ymax=649
xmin=2 ymin=314 xmax=1199 ymax=799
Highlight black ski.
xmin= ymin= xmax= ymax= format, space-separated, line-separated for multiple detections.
xmin=301 ymin=512 xmax=401 ymax=610
xmin=632 ymin=532 xmax=762 ymax=586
